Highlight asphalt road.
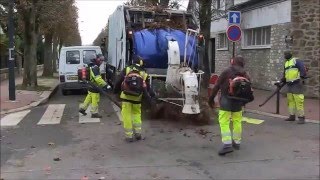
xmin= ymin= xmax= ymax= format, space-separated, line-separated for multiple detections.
xmin=1 ymin=88 xmax=319 ymax=179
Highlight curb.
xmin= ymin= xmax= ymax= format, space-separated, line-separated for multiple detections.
xmin=0 ymin=84 xmax=59 ymax=115
xmin=244 ymin=108 xmax=319 ymax=124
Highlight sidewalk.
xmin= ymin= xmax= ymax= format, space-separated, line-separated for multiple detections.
xmin=0 ymin=73 xmax=59 ymax=115
xmin=245 ymin=89 xmax=319 ymax=121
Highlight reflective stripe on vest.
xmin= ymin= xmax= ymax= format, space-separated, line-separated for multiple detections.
xmin=120 ymin=66 xmax=148 ymax=102
xmin=285 ymin=58 xmax=300 ymax=82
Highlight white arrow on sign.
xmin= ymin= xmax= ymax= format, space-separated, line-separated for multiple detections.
xmin=231 ymin=13 xmax=238 ymax=23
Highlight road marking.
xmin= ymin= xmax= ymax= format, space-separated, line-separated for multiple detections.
xmin=111 ymin=102 xmax=122 ymax=122
xmin=0 ymin=110 xmax=31 ymax=127
xmin=79 ymin=106 xmax=100 ymax=123
xmin=37 ymin=104 xmax=65 ymax=125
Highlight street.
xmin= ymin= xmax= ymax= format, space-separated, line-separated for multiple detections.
xmin=1 ymin=89 xmax=319 ymax=179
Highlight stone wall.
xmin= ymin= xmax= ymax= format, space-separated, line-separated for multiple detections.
xmin=215 ymin=23 xmax=291 ymax=90
xmin=291 ymin=0 xmax=320 ymax=98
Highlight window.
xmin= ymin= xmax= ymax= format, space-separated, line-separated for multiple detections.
xmin=66 ymin=51 xmax=80 ymax=64
xmin=218 ymin=33 xmax=228 ymax=49
xmin=217 ymin=0 xmax=225 ymax=10
xmin=83 ymin=50 xmax=97 ymax=64
xmin=243 ymin=26 xmax=271 ymax=48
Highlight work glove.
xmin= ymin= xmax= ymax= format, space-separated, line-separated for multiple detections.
xmin=102 ymin=84 xmax=111 ymax=92
xmin=208 ymin=95 xmax=215 ymax=109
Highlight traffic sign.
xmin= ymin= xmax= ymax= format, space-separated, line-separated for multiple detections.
xmin=227 ymin=25 xmax=242 ymax=42
xmin=228 ymin=11 xmax=241 ymax=24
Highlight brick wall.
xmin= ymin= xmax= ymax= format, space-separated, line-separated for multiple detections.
xmin=291 ymin=0 xmax=320 ymax=97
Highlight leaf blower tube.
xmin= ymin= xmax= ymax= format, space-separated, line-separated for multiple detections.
xmin=259 ymin=81 xmax=286 ymax=107
xmin=78 ymin=67 xmax=121 ymax=108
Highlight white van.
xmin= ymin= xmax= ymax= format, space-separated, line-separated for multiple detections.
xmin=58 ymin=46 xmax=106 ymax=95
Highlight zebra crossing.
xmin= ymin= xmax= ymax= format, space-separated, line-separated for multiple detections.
xmin=0 ymin=103 xmax=120 ymax=127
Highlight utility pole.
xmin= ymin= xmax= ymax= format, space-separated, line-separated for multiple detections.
xmin=8 ymin=0 xmax=16 ymax=100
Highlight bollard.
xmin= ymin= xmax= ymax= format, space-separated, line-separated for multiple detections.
xmin=275 ymin=82 xmax=282 ymax=114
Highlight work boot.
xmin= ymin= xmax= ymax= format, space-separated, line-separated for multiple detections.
xmin=79 ymin=108 xmax=87 ymax=116
xmin=232 ymin=140 xmax=240 ymax=150
xmin=125 ymin=137 xmax=134 ymax=143
xmin=218 ymin=144 xmax=233 ymax=156
xmin=134 ymin=133 xmax=142 ymax=140
xmin=91 ymin=113 xmax=102 ymax=118
xmin=285 ymin=115 xmax=295 ymax=121
xmin=297 ymin=116 xmax=305 ymax=124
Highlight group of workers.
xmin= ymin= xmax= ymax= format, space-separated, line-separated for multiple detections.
xmin=78 ymin=50 xmax=307 ymax=156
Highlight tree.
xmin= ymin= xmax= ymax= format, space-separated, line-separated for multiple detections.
xmin=15 ymin=0 xmax=45 ymax=88
xmin=39 ymin=0 xmax=77 ymax=76
xmin=187 ymin=0 xmax=228 ymax=86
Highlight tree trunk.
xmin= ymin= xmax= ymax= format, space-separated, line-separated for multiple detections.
xmin=22 ymin=6 xmax=38 ymax=87
xmin=52 ymin=34 xmax=58 ymax=73
xmin=16 ymin=54 xmax=22 ymax=75
xmin=42 ymin=32 xmax=53 ymax=77
xmin=198 ymin=0 xmax=212 ymax=88
xmin=58 ymin=38 xmax=63 ymax=57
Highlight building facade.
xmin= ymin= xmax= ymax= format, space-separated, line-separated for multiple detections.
xmin=210 ymin=0 xmax=319 ymax=98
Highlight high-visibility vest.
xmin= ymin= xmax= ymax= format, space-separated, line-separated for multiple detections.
xmin=285 ymin=57 xmax=300 ymax=82
xmin=120 ymin=65 xmax=148 ymax=102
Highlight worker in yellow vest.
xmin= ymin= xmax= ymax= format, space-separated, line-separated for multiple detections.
xmin=113 ymin=57 xmax=155 ymax=142
xmin=79 ymin=54 xmax=108 ymax=118
xmin=281 ymin=50 xmax=307 ymax=124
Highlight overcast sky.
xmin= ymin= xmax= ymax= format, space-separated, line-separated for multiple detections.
xmin=76 ymin=0 xmax=189 ymax=45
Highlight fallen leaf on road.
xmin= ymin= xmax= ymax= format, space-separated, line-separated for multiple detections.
xmin=81 ymin=176 xmax=89 ymax=180
xmin=44 ymin=166 xmax=51 ymax=175
xmin=53 ymin=157 xmax=61 ymax=161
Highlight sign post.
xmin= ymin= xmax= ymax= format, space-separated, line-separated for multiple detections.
xmin=227 ymin=11 xmax=241 ymax=58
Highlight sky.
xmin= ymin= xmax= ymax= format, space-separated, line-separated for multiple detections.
xmin=75 ymin=0 xmax=189 ymax=45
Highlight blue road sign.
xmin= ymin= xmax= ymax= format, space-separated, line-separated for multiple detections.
xmin=227 ymin=25 xmax=242 ymax=42
xmin=228 ymin=11 xmax=241 ymax=24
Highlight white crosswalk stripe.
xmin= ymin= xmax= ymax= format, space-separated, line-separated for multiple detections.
xmin=1 ymin=103 xmax=110 ymax=127
xmin=1 ymin=110 xmax=31 ymax=127
xmin=79 ymin=106 xmax=100 ymax=123
xmin=37 ymin=104 xmax=65 ymax=125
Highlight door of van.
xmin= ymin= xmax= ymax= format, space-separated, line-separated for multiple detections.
xmin=64 ymin=50 xmax=82 ymax=82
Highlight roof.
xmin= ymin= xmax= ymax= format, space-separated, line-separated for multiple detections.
xmin=229 ymin=0 xmax=287 ymax=11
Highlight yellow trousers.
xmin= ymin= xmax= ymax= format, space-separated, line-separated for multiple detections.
xmin=218 ymin=110 xmax=242 ymax=144
xmin=287 ymin=93 xmax=304 ymax=117
xmin=80 ymin=91 xmax=100 ymax=113
xmin=121 ymin=102 xmax=142 ymax=138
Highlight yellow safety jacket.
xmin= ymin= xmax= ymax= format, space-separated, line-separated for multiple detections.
xmin=88 ymin=65 xmax=107 ymax=93
xmin=120 ymin=65 xmax=148 ymax=102
xmin=285 ymin=58 xmax=300 ymax=82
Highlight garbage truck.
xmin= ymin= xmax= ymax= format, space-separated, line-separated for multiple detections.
xmin=107 ymin=5 xmax=204 ymax=114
